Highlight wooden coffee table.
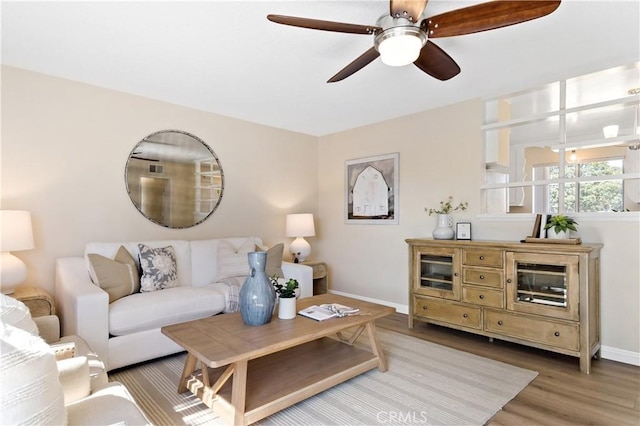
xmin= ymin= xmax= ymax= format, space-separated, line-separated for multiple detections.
xmin=161 ymin=294 xmax=395 ymax=426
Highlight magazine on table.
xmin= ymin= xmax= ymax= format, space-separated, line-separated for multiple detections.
xmin=298 ymin=303 xmax=360 ymax=321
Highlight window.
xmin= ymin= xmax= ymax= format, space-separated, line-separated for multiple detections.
xmin=482 ymin=62 xmax=640 ymax=215
xmin=534 ymin=158 xmax=624 ymax=213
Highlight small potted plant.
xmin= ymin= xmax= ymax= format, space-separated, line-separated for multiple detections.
xmin=271 ymin=277 xmax=299 ymax=319
xmin=544 ymin=214 xmax=578 ymax=239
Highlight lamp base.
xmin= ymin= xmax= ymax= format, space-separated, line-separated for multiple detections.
xmin=1 ymin=252 xmax=27 ymax=294
xmin=289 ymin=237 xmax=311 ymax=263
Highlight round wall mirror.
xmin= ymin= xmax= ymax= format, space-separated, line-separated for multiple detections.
xmin=125 ymin=130 xmax=224 ymax=228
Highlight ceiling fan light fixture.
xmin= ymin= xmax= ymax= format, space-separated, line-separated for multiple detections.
xmin=375 ymin=26 xmax=426 ymax=67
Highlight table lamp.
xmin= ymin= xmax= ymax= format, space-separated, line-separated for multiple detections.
xmin=286 ymin=213 xmax=315 ymax=263
xmin=1 ymin=210 xmax=35 ymax=294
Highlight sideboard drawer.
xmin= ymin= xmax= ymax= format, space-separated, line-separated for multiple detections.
xmin=485 ymin=309 xmax=579 ymax=351
xmin=463 ymin=249 xmax=503 ymax=268
xmin=462 ymin=268 xmax=503 ymax=288
xmin=462 ymin=286 xmax=504 ymax=308
xmin=413 ymin=297 xmax=481 ymax=330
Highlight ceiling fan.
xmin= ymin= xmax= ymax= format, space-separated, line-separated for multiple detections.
xmin=267 ymin=0 xmax=561 ymax=83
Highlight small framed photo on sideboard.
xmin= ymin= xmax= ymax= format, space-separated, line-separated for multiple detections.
xmin=456 ymin=222 xmax=472 ymax=240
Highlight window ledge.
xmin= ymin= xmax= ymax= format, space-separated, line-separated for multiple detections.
xmin=477 ymin=212 xmax=640 ymax=222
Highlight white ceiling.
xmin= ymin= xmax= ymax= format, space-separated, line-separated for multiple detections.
xmin=2 ymin=1 xmax=639 ymax=136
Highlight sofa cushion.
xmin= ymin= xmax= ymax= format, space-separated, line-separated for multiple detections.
xmin=108 ymin=287 xmax=225 ymax=336
xmin=0 ymin=324 xmax=67 ymax=425
xmin=85 ymin=240 xmax=191 ymax=287
xmin=138 ymin=244 xmax=178 ymax=292
xmin=88 ymin=246 xmax=140 ymax=302
xmin=215 ymin=239 xmax=255 ymax=281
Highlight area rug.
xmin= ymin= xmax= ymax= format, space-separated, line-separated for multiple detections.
xmin=109 ymin=329 xmax=537 ymax=425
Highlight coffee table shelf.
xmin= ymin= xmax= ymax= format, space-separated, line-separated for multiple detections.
xmin=187 ymin=337 xmax=379 ymax=424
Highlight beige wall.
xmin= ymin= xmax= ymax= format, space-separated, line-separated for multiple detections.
xmin=317 ymin=100 xmax=640 ymax=359
xmin=1 ymin=66 xmax=318 ymax=292
xmin=2 ymin=66 xmax=638 ymax=361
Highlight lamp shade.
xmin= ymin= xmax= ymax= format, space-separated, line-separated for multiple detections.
xmin=286 ymin=214 xmax=315 ymax=238
xmin=0 ymin=211 xmax=34 ymax=252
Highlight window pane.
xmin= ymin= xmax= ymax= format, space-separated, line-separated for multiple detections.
xmin=566 ymin=64 xmax=640 ymax=108
xmin=485 ymin=83 xmax=560 ymax=123
xmin=566 ymin=103 xmax=638 ymax=145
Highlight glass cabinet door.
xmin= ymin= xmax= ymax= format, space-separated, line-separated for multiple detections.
xmin=506 ymin=252 xmax=579 ymax=320
xmin=414 ymin=247 xmax=461 ymax=301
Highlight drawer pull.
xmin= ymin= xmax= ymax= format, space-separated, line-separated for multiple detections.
xmin=479 ymin=275 xmax=485 ymax=279
xmin=479 ymin=256 xmax=485 ymax=260
xmin=479 ymin=294 xmax=485 ymax=299
xmin=422 ymin=306 xmax=428 ymax=310
xmin=497 ymin=320 xmax=503 ymax=326
xmin=554 ymin=332 xmax=560 ymax=337
xmin=462 ymin=313 xmax=468 ymax=318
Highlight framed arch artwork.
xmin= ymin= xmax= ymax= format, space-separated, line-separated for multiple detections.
xmin=345 ymin=152 xmax=399 ymax=224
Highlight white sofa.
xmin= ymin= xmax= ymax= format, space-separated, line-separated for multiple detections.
xmin=55 ymin=237 xmax=313 ymax=371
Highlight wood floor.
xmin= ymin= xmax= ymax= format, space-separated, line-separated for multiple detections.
xmin=376 ymin=312 xmax=640 ymax=425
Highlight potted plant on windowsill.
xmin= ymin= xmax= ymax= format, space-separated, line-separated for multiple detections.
xmin=272 ymin=277 xmax=299 ymax=319
xmin=544 ymin=214 xmax=578 ymax=239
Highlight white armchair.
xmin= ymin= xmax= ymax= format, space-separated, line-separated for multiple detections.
xmin=1 ymin=294 xmax=151 ymax=425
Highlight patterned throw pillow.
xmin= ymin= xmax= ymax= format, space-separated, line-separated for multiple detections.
xmin=138 ymin=244 xmax=178 ymax=292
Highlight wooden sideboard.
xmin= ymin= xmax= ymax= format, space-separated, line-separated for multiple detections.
xmin=406 ymin=239 xmax=602 ymax=373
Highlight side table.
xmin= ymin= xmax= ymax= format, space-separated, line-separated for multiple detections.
xmin=12 ymin=285 xmax=55 ymax=317
xmin=301 ymin=261 xmax=328 ymax=295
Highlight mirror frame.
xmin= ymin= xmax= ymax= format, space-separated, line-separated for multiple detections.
xmin=125 ymin=129 xmax=224 ymax=228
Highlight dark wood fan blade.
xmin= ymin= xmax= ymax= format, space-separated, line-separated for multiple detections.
xmin=328 ymin=47 xmax=380 ymax=83
xmin=422 ymin=1 xmax=561 ymax=38
xmin=413 ymin=41 xmax=460 ymax=81
xmin=390 ymin=0 xmax=428 ymax=22
xmin=267 ymin=14 xmax=380 ymax=35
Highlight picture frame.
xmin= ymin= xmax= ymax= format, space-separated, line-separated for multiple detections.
xmin=456 ymin=222 xmax=472 ymax=240
xmin=345 ymin=153 xmax=399 ymax=224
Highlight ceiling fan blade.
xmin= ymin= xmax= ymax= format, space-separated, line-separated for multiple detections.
xmin=390 ymin=0 xmax=429 ymax=22
xmin=328 ymin=47 xmax=380 ymax=83
xmin=413 ymin=41 xmax=460 ymax=81
xmin=422 ymin=1 xmax=561 ymax=38
xmin=267 ymin=14 xmax=380 ymax=35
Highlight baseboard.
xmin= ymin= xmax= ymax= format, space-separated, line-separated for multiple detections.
xmin=328 ymin=290 xmax=640 ymax=367
xmin=328 ymin=290 xmax=409 ymax=315
xmin=600 ymin=346 xmax=640 ymax=366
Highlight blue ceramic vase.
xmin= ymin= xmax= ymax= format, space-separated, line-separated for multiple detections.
xmin=239 ymin=252 xmax=276 ymax=326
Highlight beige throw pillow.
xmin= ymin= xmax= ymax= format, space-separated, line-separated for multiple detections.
xmin=87 ymin=246 xmax=140 ymax=303
xmin=215 ymin=239 xmax=255 ymax=281
xmin=263 ymin=243 xmax=284 ymax=278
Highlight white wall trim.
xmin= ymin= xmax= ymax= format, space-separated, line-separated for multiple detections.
xmin=600 ymin=346 xmax=640 ymax=366
xmin=329 ymin=290 xmax=640 ymax=367
xmin=329 ymin=290 xmax=409 ymax=315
